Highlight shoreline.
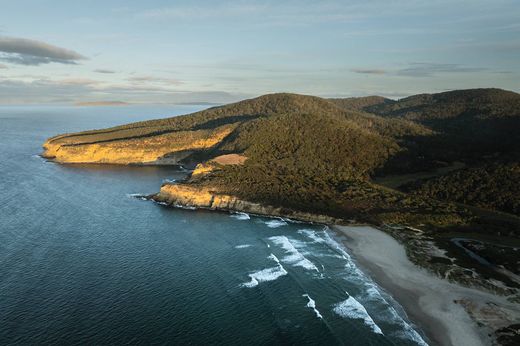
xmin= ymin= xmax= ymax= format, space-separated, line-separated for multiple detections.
xmin=332 ymin=225 xmax=519 ymax=346
xmin=156 ymin=198 xmax=476 ymax=345
xmin=156 ymin=198 xmax=520 ymax=345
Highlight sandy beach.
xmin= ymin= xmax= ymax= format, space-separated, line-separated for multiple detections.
xmin=334 ymin=225 xmax=520 ymax=346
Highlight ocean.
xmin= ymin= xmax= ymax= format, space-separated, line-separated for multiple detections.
xmin=0 ymin=105 xmax=428 ymax=345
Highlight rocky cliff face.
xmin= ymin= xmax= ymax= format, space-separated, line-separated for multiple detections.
xmin=42 ymin=125 xmax=235 ymax=165
xmin=153 ymin=183 xmax=341 ymax=224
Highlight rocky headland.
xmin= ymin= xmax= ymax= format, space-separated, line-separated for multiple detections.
xmin=43 ymin=89 xmax=520 ymax=345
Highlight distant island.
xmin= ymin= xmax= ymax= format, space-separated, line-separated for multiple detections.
xmin=75 ymin=101 xmax=130 ymax=107
xmin=43 ymin=88 xmax=520 ymax=345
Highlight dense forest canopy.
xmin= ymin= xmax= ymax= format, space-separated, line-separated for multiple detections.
xmin=46 ymin=88 xmax=520 ymax=222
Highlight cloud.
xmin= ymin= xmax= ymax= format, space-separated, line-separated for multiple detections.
xmin=56 ymin=78 xmax=101 ymax=86
xmin=94 ymin=69 xmax=115 ymax=74
xmin=0 ymin=36 xmax=86 ymax=65
xmin=0 ymin=63 xmax=7 ymax=69
xmin=127 ymin=75 xmax=183 ymax=85
xmin=351 ymin=68 xmax=386 ymax=75
xmin=397 ymin=62 xmax=487 ymax=77
xmin=0 ymin=77 xmax=245 ymax=104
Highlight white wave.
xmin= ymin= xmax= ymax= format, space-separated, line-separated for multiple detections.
xmin=264 ymin=219 xmax=287 ymax=228
xmin=321 ymin=230 xmax=353 ymax=261
xmin=173 ymin=204 xmax=197 ymax=210
xmin=230 ymin=212 xmax=250 ymax=220
xmin=268 ymin=253 xmax=281 ymax=263
xmin=303 ymin=294 xmax=323 ymax=319
xmin=323 ymin=229 xmax=428 ymax=345
xmin=268 ymin=236 xmax=319 ymax=271
xmin=235 ymin=244 xmax=252 ymax=249
xmin=280 ymin=217 xmax=303 ymax=224
xmin=126 ymin=193 xmax=148 ymax=201
xmin=334 ymin=295 xmax=383 ymax=335
xmin=241 ymin=263 xmax=288 ymax=288
xmin=162 ymin=178 xmax=177 ymax=184
xmin=297 ymin=229 xmax=326 ymax=243
xmin=363 ymin=285 xmax=428 ymax=345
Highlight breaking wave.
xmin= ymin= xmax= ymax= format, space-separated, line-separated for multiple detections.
xmin=333 ymin=295 xmax=383 ymax=335
xmin=297 ymin=229 xmax=326 ymax=243
xmin=303 ymin=294 xmax=323 ymax=319
xmin=299 ymin=227 xmax=428 ymax=345
xmin=268 ymin=236 xmax=319 ymax=272
xmin=126 ymin=193 xmax=148 ymax=201
xmin=235 ymin=244 xmax=252 ymax=249
xmin=264 ymin=219 xmax=288 ymax=228
xmin=241 ymin=254 xmax=288 ymax=288
xmin=162 ymin=178 xmax=176 ymax=184
xmin=230 ymin=212 xmax=250 ymax=220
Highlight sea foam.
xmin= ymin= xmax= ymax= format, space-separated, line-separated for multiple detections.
xmin=162 ymin=178 xmax=176 ymax=184
xmin=322 ymin=228 xmax=428 ymax=345
xmin=126 ymin=193 xmax=148 ymax=201
xmin=241 ymin=254 xmax=288 ymax=288
xmin=268 ymin=236 xmax=319 ymax=271
xmin=333 ymin=295 xmax=383 ymax=335
xmin=235 ymin=244 xmax=252 ymax=249
xmin=297 ymin=229 xmax=326 ymax=243
xmin=264 ymin=219 xmax=287 ymax=228
xmin=303 ymin=294 xmax=323 ymax=319
xmin=230 ymin=212 xmax=250 ymax=220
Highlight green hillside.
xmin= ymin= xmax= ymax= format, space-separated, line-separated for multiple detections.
xmin=44 ymin=89 xmax=520 ymax=224
xmin=44 ymin=88 xmax=520 ymax=298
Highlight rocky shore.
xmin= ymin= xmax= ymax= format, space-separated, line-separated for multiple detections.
xmin=152 ymin=183 xmax=342 ymax=225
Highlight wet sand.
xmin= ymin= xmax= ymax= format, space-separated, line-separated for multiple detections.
xmin=333 ymin=225 xmax=507 ymax=346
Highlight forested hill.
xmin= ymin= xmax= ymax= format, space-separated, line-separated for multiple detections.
xmin=366 ymin=88 xmax=520 ymax=122
xmin=328 ymin=95 xmax=394 ymax=111
xmin=43 ymin=88 xmax=520 ymax=220
xmin=44 ymin=88 xmax=520 ymax=310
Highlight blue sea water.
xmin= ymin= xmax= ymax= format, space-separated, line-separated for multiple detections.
xmin=0 ymin=105 xmax=428 ymax=345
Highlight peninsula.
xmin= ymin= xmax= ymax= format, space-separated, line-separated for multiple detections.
xmin=43 ymin=88 xmax=520 ymax=345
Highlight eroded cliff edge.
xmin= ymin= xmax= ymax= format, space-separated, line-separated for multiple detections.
xmin=42 ymin=124 xmax=235 ymax=165
xmin=153 ymin=183 xmax=340 ymax=225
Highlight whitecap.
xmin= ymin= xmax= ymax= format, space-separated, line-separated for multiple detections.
xmin=230 ymin=212 xmax=250 ymax=220
xmin=298 ymin=229 xmax=326 ymax=243
xmin=268 ymin=253 xmax=281 ymax=263
xmin=264 ymin=219 xmax=287 ymax=228
xmin=268 ymin=236 xmax=319 ymax=272
xmin=235 ymin=244 xmax=252 ymax=249
xmin=323 ymin=229 xmax=427 ymax=344
xmin=162 ymin=178 xmax=177 ymax=184
xmin=303 ymin=294 xmax=323 ymax=319
xmin=333 ymin=295 xmax=383 ymax=335
xmin=241 ymin=264 xmax=287 ymax=288
xmin=126 ymin=193 xmax=148 ymax=201
xmin=363 ymin=284 xmax=428 ymax=345
xmin=173 ymin=204 xmax=197 ymax=210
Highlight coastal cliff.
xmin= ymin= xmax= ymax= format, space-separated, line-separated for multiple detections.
xmin=43 ymin=90 xmax=520 ymax=345
xmin=42 ymin=124 xmax=235 ymax=165
xmin=153 ymin=183 xmax=341 ymax=224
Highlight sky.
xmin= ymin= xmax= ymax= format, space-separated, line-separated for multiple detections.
xmin=0 ymin=0 xmax=519 ymax=104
